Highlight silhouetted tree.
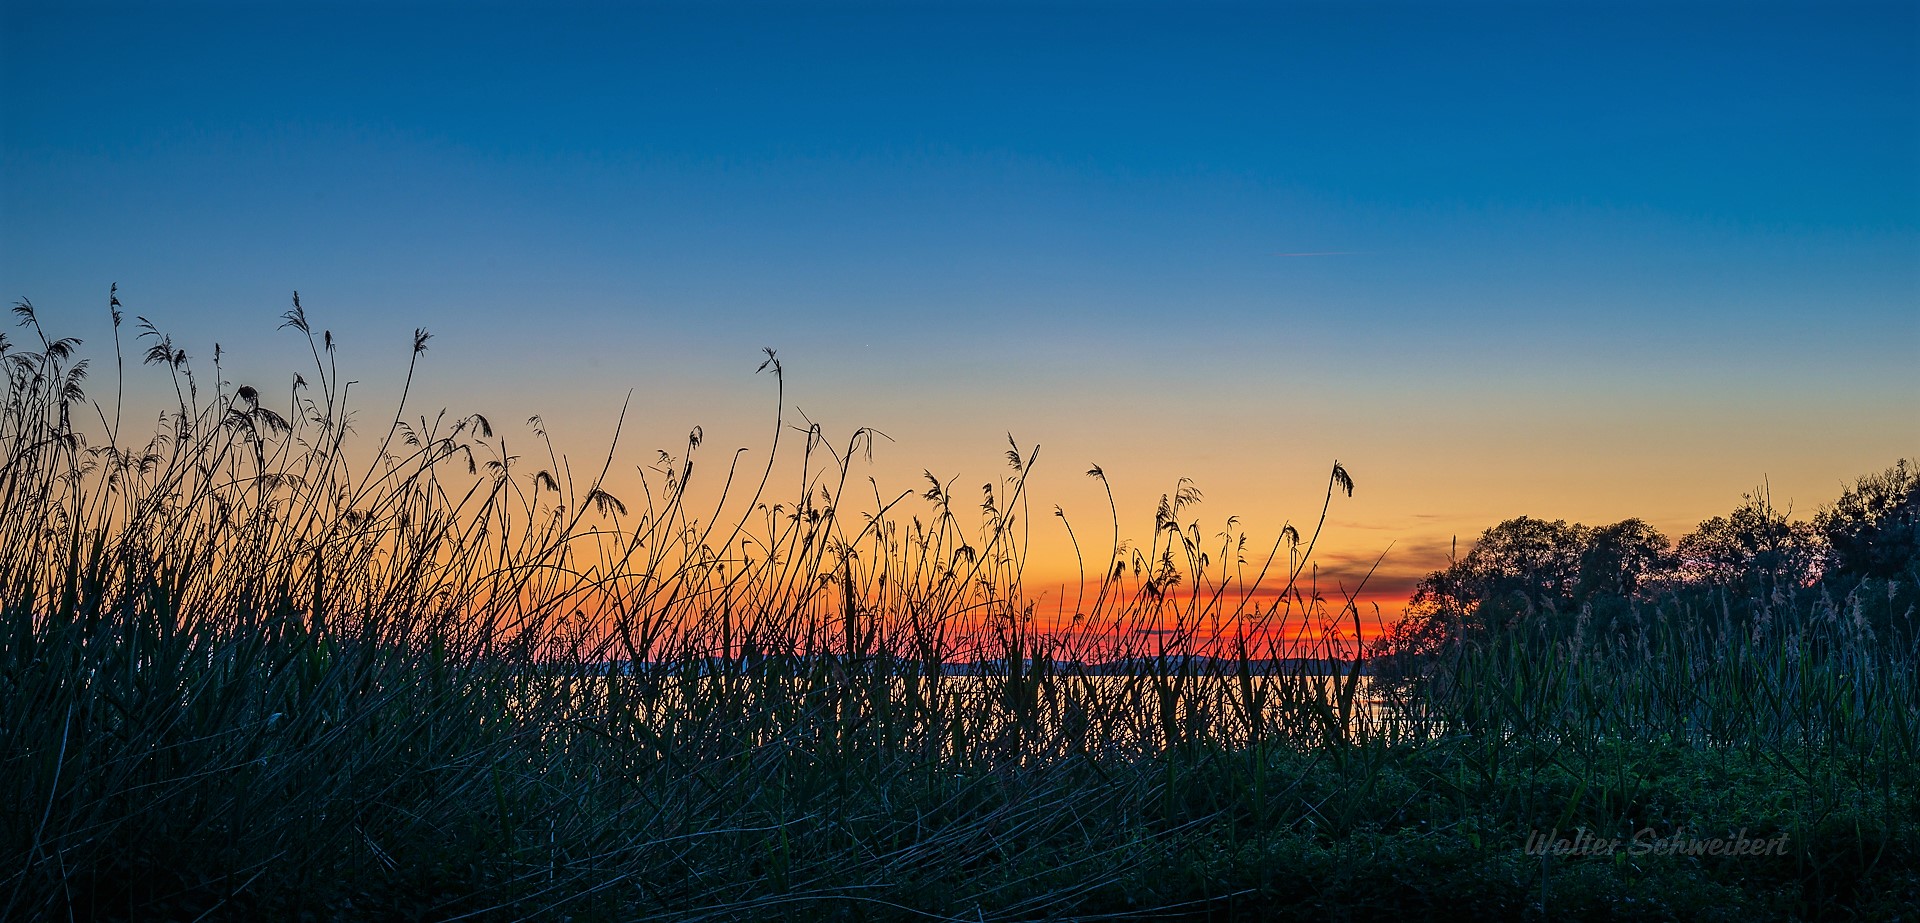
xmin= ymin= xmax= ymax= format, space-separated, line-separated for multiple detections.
xmin=1673 ymin=488 xmax=1823 ymax=589
xmin=1452 ymin=516 xmax=1585 ymax=608
xmin=1575 ymin=518 xmax=1672 ymax=599
xmin=1403 ymin=516 xmax=1667 ymax=640
xmin=1814 ymin=459 xmax=1919 ymax=581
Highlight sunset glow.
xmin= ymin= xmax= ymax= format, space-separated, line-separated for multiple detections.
xmin=7 ymin=3 xmax=1918 ymax=917
xmin=7 ymin=4 xmax=1913 ymax=630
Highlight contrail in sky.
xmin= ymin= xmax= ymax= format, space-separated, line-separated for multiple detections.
xmin=1272 ymin=250 xmax=1357 ymax=257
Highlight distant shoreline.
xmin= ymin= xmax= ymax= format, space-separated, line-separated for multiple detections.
xmin=580 ymin=655 xmax=1374 ymax=677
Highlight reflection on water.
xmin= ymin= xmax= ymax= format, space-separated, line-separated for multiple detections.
xmin=529 ymin=669 xmax=1437 ymax=761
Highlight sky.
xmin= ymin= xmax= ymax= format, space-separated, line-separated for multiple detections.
xmin=3 ymin=0 xmax=1916 ymax=627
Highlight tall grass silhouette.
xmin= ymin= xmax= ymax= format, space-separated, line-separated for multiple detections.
xmin=3 ymin=293 xmax=1914 ymax=920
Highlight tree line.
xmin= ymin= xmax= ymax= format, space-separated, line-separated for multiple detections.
xmin=1375 ymin=459 xmax=1919 ymax=664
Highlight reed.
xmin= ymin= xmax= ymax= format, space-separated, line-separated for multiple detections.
xmin=2 ymin=295 xmax=1912 ymax=920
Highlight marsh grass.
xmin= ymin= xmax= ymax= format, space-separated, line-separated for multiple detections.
xmin=3 ymin=295 xmax=1914 ymax=921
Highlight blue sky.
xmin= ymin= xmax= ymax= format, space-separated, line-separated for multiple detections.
xmin=4 ymin=0 xmax=1915 ymax=605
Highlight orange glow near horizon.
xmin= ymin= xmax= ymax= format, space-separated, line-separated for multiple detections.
xmin=463 ymin=385 xmax=1913 ymax=664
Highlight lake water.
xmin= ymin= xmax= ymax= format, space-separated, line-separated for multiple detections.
xmin=529 ymin=670 xmax=1433 ymax=756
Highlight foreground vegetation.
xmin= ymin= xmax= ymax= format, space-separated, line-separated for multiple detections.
xmin=3 ymin=295 xmax=1915 ymax=921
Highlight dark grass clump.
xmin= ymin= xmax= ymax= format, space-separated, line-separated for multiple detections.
xmin=3 ymin=293 xmax=1914 ymax=921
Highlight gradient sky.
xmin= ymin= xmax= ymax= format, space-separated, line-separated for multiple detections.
xmin=4 ymin=0 xmax=1916 ymax=624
